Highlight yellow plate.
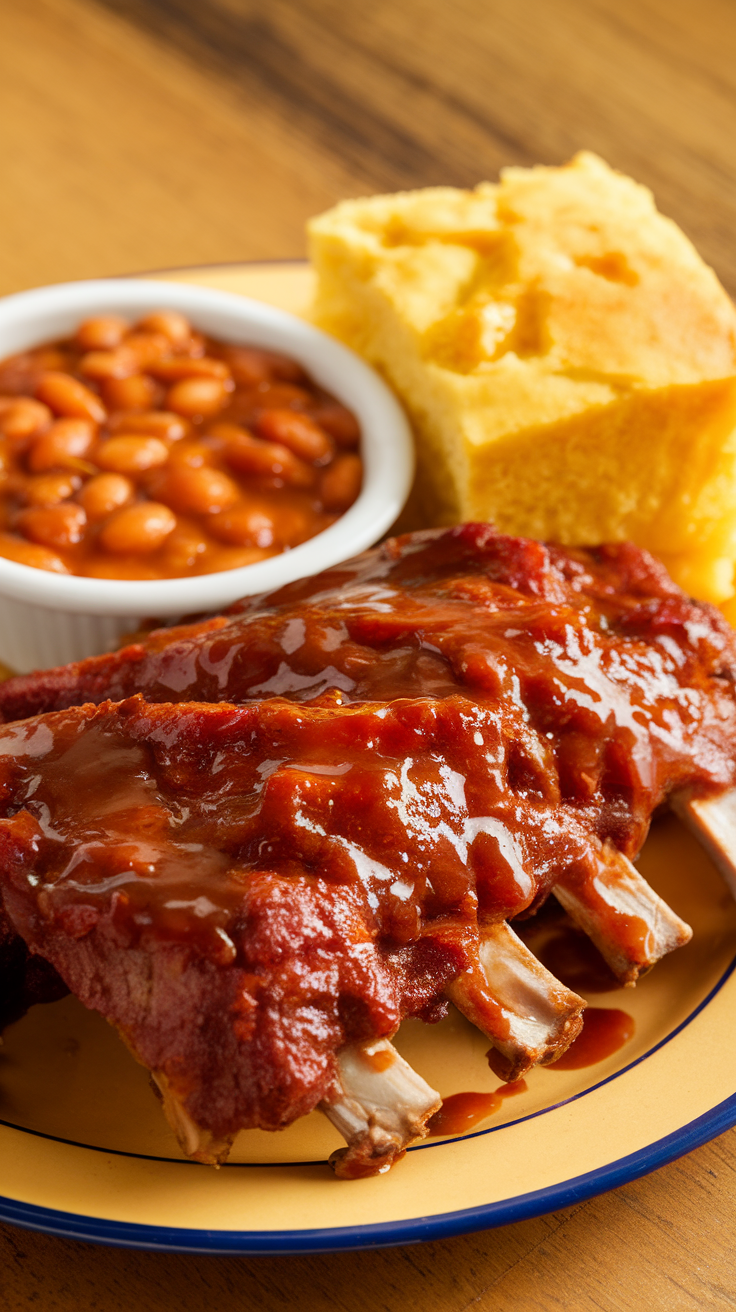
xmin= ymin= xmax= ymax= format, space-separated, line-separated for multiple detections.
xmin=1 ymin=263 xmax=735 ymax=1253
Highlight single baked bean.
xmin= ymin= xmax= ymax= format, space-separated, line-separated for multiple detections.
xmin=217 ymin=425 xmax=315 ymax=488
xmin=100 ymin=501 xmax=177 ymax=554
xmin=223 ymin=501 xmax=313 ymax=548
xmin=320 ymin=453 xmax=363 ymax=511
xmin=205 ymin=421 xmax=248 ymax=446
xmin=256 ymin=409 xmax=333 ymax=463
xmin=0 ymin=531 xmax=69 ymax=573
xmin=310 ymin=401 xmax=361 ymax=449
xmin=161 ymin=523 xmax=210 ymax=571
xmin=269 ymin=504 xmax=314 ymax=547
xmin=25 ymin=473 xmax=81 ymax=506
xmin=75 ymin=316 xmax=129 ymax=351
xmin=167 ymin=377 xmax=229 ymax=418
xmin=107 ymin=410 xmax=189 ymax=441
xmin=220 ymin=345 xmax=305 ymax=384
xmin=28 ymin=418 xmax=96 ymax=472
xmin=137 ymin=311 xmax=192 ymax=347
xmin=0 ymin=399 xmax=52 ymax=440
xmin=98 ymin=436 xmax=170 ymax=474
xmin=252 ymin=382 xmax=312 ymax=410
xmin=209 ymin=504 xmax=276 ymax=548
xmin=18 ymin=503 xmax=87 ymax=549
xmin=159 ymin=465 xmax=240 ymax=515
xmin=217 ymin=346 xmax=273 ymax=387
xmin=166 ymin=440 xmax=216 ymax=469
xmin=124 ymin=332 xmax=171 ymax=369
xmin=36 ymin=372 xmax=106 ymax=423
xmin=78 ymin=348 xmax=138 ymax=380
xmin=149 ymin=357 xmax=230 ymax=382
xmin=101 ymin=374 xmax=159 ymax=412
xmin=78 ymin=473 xmax=135 ymax=520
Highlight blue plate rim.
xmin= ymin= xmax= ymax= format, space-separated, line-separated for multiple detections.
xmin=2 ymin=947 xmax=734 ymax=1167
xmin=1 ymin=949 xmax=735 ymax=1254
xmin=0 ymin=1090 xmax=734 ymax=1254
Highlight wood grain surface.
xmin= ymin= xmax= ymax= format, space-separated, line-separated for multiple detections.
xmin=2 ymin=0 xmax=736 ymax=1307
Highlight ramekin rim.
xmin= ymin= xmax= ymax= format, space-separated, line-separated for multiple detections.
xmin=0 ymin=277 xmax=414 ymax=616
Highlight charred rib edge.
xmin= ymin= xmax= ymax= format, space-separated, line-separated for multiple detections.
xmin=446 ymin=920 xmax=586 ymax=1082
xmin=555 ymin=842 xmax=692 ymax=985
xmin=321 ymin=1038 xmax=441 ymax=1179
xmin=672 ymin=787 xmax=736 ymax=899
xmin=150 ymin=1071 xmax=235 ymax=1166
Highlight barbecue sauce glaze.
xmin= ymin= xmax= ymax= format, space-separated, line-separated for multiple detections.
xmin=0 ymin=525 xmax=733 ymax=1134
xmin=3 ymin=524 xmax=736 ymax=836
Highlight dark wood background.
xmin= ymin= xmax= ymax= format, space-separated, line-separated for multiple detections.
xmin=3 ymin=0 xmax=736 ymax=1307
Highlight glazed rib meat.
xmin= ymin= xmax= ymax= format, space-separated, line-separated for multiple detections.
xmin=0 ymin=692 xmax=595 ymax=1163
xmin=2 ymin=525 xmax=736 ymax=757
xmin=2 ymin=523 xmax=735 ymax=937
xmin=1 ymin=524 xmax=735 ymax=1173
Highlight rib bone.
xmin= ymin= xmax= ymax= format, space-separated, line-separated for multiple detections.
xmin=446 ymin=920 xmax=586 ymax=1081
xmin=321 ymin=1038 xmax=441 ymax=1179
xmin=555 ymin=841 xmax=692 ymax=985
xmin=150 ymin=1071 xmax=234 ymax=1166
xmin=672 ymin=788 xmax=736 ymax=899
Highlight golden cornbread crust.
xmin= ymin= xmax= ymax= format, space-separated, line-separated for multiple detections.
xmin=308 ymin=153 xmax=736 ymax=604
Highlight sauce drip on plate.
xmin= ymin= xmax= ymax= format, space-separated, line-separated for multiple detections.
xmin=547 ymin=1008 xmax=635 ymax=1070
xmin=516 ymin=913 xmax=621 ymax=994
xmin=428 ymin=1079 xmax=528 ymax=1136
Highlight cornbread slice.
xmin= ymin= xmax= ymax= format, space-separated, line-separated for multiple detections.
xmin=309 ymin=153 xmax=736 ymax=603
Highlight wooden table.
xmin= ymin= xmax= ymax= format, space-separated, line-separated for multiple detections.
xmin=2 ymin=1 xmax=736 ymax=1306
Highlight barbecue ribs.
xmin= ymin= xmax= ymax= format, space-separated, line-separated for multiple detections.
xmin=0 ymin=524 xmax=735 ymax=1176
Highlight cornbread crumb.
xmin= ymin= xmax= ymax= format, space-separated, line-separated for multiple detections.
xmin=309 ymin=153 xmax=736 ymax=602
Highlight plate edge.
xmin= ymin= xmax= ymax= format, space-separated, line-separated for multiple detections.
xmin=1 ymin=1090 xmax=735 ymax=1255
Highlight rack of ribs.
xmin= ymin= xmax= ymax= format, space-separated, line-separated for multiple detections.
xmin=0 ymin=523 xmax=734 ymax=1177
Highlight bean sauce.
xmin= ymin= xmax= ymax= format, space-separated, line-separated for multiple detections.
xmin=0 ymin=312 xmax=363 ymax=579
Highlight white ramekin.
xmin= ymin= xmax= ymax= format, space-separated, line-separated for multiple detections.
xmin=0 ymin=278 xmax=414 ymax=672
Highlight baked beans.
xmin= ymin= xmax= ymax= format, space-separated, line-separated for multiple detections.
xmin=0 ymin=312 xmax=363 ymax=578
